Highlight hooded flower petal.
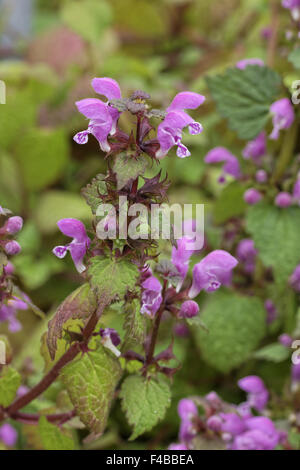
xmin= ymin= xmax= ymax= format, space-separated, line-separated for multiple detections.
xmin=204 ymin=147 xmax=241 ymax=180
xmin=189 ymin=250 xmax=238 ymax=298
xmin=238 ymin=376 xmax=269 ymax=412
xmin=91 ymin=77 xmax=122 ymax=101
xmin=167 ymin=91 xmax=205 ymax=112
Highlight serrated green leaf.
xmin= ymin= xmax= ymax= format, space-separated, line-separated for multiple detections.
xmin=246 ymin=203 xmax=300 ymax=283
xmin=213 ymin=182 xmax=247 ymax=224
xmin=288 ymin=47 xmax=300 ymax=70
xmin=253 ymin=343 xmax=290 ymax=363
xmin=61 ymin=0 xmax=112 ymax=43
xmin=81 ymin=174 xmax=106 ymax=214
xmin=87 ymin=256 xmax=139 ymax=306
xmin=206 ymin=66 xmax=281 ymax=139
xmin=113 ymin=153 xmax=148 ymax=190
xmin=0 ymin=367 xmax=21 ymax=407
xmin=120 ymin=374 xmax=171 ymax=440
xmin=122 ymin=299 xmax=146 ymax=350
xmin=39 ymin=416 xmax=75 ymax=450
xmin=46 ymin=283 xmax=97 ymax=360
xmin=60 ymin=343 xmax=122 ymax=435
xmin=195 ymin=292 xmax=266 ymax=373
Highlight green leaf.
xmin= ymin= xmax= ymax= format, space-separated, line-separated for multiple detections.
xmin=87 ymin=256 xmax=139 ymax=306
xmin=15 ymin=128 xmax=69 ymax=191
xmin=81 ymin=174 xmax=106 ymax=214
xmin=0 ymin=367 xmax=21 ymax=407
xmin=60 ymin=343 xmax=122 ymax=434
xmin=253 ymin=343 xmax=290 ymax=363
xmin=113 ymin=153 xmax=149 ymax=190
xmin=120 ymin=374 xmax=171 ymax=440
xmin=122 ymin=299 xmax=146 ymax=350
xmin=213 ymin=182 xmax=247 ymax=224
xmin=206 ymin=66 xmax=281 ymax=139
xmin=61 ymin=0 xmax=112 ymax=43
xmin=288 ymin=47 xmax=300 ymax=70
xmin=47 ymin=283 xmax=97 ymax=360
xmin=246 ymin=203 xmax=300 ymax=283
xmin=195 ymin=292 xmax=266 ymax=373
xmin=39 ymin=416 xmax=75 ymax=450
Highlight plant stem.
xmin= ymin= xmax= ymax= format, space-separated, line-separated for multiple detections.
xmin=10 ymin=410 xmax=76 ymax=425
xmin=4 ymin=308 xmax=101 ymax=418
xmin=271 ymin=121 xmax=298 ymax=184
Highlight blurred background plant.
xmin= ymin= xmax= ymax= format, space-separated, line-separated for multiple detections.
xmin=1 ymin=0 xmax=300 ymax=450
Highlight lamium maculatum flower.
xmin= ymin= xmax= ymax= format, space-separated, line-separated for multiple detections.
xmin=275 ymin=192 xmax=293 ymax=208
xmin=156 ymin=92 xmax=205 ymax=159
xmin=242 ymin=132 xmax=266 ymax=163
xmin=189 ymin=250 xmax=238 ymax=298
xmin=236 ymin=239 xmax=257 ymax=274
xmin=74 ymin=77 xmax=122 ymax=152
xmin=269 ymin=98 xmax=295 ymax=140
xmin=238 ymin=376 xmax=269 ymax=412
xmin=243 ymin=188 xmax=262 ymax=205
xmin=53 ymin=218 xmax=91 ymax=273
xmin=204 ymin=147 xmax=241 ymax=182
xmin=178 ymin=300 xmax=199 ymax=319
xmin=140 ymin=275 xmax=162 ymax=317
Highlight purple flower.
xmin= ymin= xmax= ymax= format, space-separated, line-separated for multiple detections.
xmin=179 ymin=300 xmax=199 ymax=319
xmin=189 ymin=250 xmax=238 ymax=298
xmin=171 ymin=237 xmax=195 ymax=290
xmin=279 ymin=334 xmax=293 ymax=347
xmin=178 ymin=399 xmax=198 ymax=421
xmin=293 ymin=178 xmax=300 ymax=205
xmin=264 ymin=299 xmax=278 ymax=324
xmin=53 ymin=218 xmax=91 ymax=273
xmin=0 ymin=297 xmax=28 ymax=332
xmin=100 ymin=328 xmax=121 ymax=357
xmin=219 ymin=413 xmax=246 ymax=436
xmin=0 ymin=424 xmax=17 ymax=447
xmin=141 ymin=275 xmax=162 ymax=317
xmin=269 ymin=98 xmax=295 ymax=140
xmin=236 ymin=58 xmax=265 ymax=70
xmin=173 ymin=323 xmax=190 ymax=337
xmin=242 ymin=132 xmax=266 ymax=163
xmin=236 ymin=239 xmax=257 ymax=274
xmin=207 ymin=415 xmax=223 ymax=432
xmin=243 ymin=188 xmax=262 ymax=205
xmin=4 ymin=262 xmax=14 ymax=275
xmin=275 ymin=192 xmax=292 ymax=208
xmin=289 ymin=264 xmax=300 ymax=292
xmin=238 ymin=376 xmax=269 ymax=412
xmin=74 ymin=77 xmax=121 ymax=152
xmin=4 ymin=240 xmax=21 ymax=255
xmin=292 ymin=362 xmax=300 ymax=382
xmin=282 ymin=0 xmax=300 ymax=20
xmin=2 ymin=216 xmax=23 ymax=235
xmin=179 ymin=419 xmax=197 ymax=443
xmin=256 ymin=170 xmax=268 ymax=184
xmin=156 ymin=92 xmax=205 ymax=159
xmin=204 ymin=147 xmax=241 ymax=181
xmin=168 ymin=443 xmax=188 ymax=450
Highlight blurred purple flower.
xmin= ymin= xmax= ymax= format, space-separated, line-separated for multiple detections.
xmin=270 ymin=98 xmax=295 ymax=140
xmin=0 ymin=424 xmax=17 ymax=447
xmin=242 ymin=132 xmax=266 ymax=164
xmin=290 ymin=264 xmax=300 ymax=292
xmin=236 ymin=239 xmax=257 ymax=274
xmin=0 ymin=296 xmax=28 ymax=332
xmin=275 ymin=192 xmax=292 ymax=208
xmin=238 ymin=376 xmax=269 ymax=412
xmin=244 ymin=188 xmax=262 ymax=205
xmin=204 ymin=147 xmax=241 ymax=181
xmin=236 ymin=58 xmax=265 ymax=69
xmin=179 ymin=300 xmax=199 ymax=319
xmin=264 ymin=299 xmax=278 ymax=324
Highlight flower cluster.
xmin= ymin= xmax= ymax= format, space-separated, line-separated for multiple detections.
xmin=169 ymin=376 xmax=287 ymax=450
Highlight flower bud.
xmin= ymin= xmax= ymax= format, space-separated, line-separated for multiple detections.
xmin=5 ymin=241 xmax=21 ymax=255
xmin=275 ymin=192 xmax=292 ymax=208
xmin=255 ymin=170 xmax=267 ymax=183
xmin=5 ymin=216 xmax=23 ymax=235
xmin=179 ymin=300 xmax=199 ymax=318
xmin=244 ymin=188 xmax=262 ymax=205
